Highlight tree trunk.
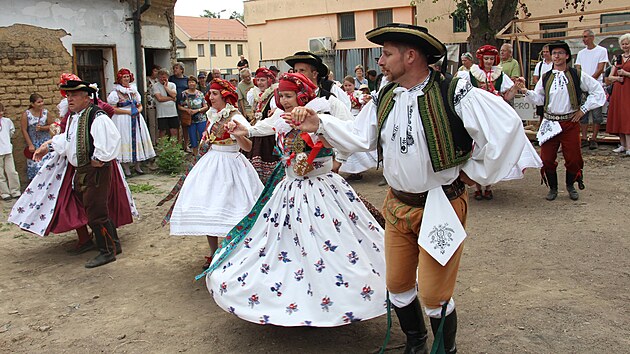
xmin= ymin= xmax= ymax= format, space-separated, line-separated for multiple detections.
xmin=467 ymin=0 xmax=518 ymax=52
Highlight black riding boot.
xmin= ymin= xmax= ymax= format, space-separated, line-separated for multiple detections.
xmin=393 ymin=298 xmax=429 ymax=354
xmin=430 ymin=309 xmax=458 ymax=354
xmin=566 ymin=172 xmax=579 ymax=201
xmin=106 ymin=220 xmax=122 ymax=255
xmin=85 ymin=222 xmax=117 ymax=268
xmin=545 ymin=171 xmax=558 ymax=201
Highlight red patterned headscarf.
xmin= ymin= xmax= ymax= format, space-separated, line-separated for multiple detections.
xmin=255 ymin=67 xmax=276 ymax=84
xmin=275 ymin=73 xmax=317 ymax=110
xmin=58 ymin=73 xmax=80 ymax=97
xmin=207 ymin=78 xmax=238 ymax=106
xmin=476 ymin=45 xmax=499 ymax=66
xmin=116 ymin=68 xmax=135 ymax=86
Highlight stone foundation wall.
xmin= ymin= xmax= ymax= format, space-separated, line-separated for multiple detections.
xmin=0 ymin=24 xmax=72 ymax=184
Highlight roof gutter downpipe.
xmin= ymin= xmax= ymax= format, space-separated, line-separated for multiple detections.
xmin=133 ymin=0 xmax=151 ymax=104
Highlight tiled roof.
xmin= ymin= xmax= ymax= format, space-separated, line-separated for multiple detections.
xmin=175 ymin=16 xmax=247 ymax=41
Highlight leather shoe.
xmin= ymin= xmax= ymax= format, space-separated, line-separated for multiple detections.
xmin=483 ymin=190 xmax=493 ymax=200
xmin=346 ymin=173 xmax=363 ymax=181
xmin=567 ymin=186 xmax=579 ymax=201
xmin=85 ymin=252 xmax=116 ymax=268
xmin=473 ymin=190 xmax=483 ymax=200
xmin=67 ymin=240 xmax=97 ymax=255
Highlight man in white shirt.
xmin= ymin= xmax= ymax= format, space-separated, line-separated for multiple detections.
xmin=34 ymin=80 xmax=122 ymax=268
xmin=518 ymin=41 xmax=605 ymax=201
xmin=153 ymin=69 xmax=179 ymax=139
xmin=289 ymin=23 xmax=533 ymax=353
xmin=533 ymin=45 xmax=553 ymax=120
xmin=575 ymin=29 xmax=609 ymax=149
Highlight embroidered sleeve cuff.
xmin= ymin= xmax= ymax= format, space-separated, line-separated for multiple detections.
xmin=580 ymin=106 xmax=588 ymax=114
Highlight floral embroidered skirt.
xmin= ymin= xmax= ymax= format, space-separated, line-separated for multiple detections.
xmin=207 ymin=163 xmax=386 ymax=327
xmin=9 ymin=153 xmax=138 ymax=236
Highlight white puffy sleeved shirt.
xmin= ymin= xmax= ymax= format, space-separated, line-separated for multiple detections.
xmin=51 ymin=108 xmax=121 ymax=167
xmin=523 ymin=69 xmax=606 ymax=115
xmin=317 ymin=78 xmax=529 ymax=192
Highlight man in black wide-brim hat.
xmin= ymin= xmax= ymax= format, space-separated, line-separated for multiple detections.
xmin=517 ymin=41 xmax=605 ymax=202
xmin=287 ymin=23 xmax=538 ymax=353
xmin=34 ymin=80 xmax=123 ymax=268
xmin=284 ymin=51 xmax=353 ymax=115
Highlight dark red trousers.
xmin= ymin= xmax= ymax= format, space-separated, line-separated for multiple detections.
xmin=540 ymin=121 xmax=583 ymax=177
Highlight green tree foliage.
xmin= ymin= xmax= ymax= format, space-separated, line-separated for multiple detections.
xmin=201 ymin=10 xmax=218 ymax=18
xmin=229 ymin=11 xmax=244 ymax=21
xmin=419 ymin=0 xmax=603 ymax=51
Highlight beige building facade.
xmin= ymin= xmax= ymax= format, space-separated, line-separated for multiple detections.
xmin=244 ymin=0 xmax=414 ymax=65
xmin=175 ymin=16 xmax=248 ymax=75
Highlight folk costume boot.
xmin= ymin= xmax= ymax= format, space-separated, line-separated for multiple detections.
xmin=85 ymin=222 xmax=117 ymax=268
xmin=430 ymin=309 xmax=458 ymax=354
xmin=393 ymin=297 xmax=429 ymax=354
xmin=105 ymin=219 xmax=122 ymax=255
xmin=566 ymin=173 xmax=579 ymax=201
xmin=545 ymin=172 xmax=558 ymax=201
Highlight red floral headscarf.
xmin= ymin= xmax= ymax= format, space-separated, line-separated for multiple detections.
xmin=116 ymin=68 xmax=135 ymax=86
xmin=207 ymin=78 xmax=238 ymax=106
xmin=58 ymin=73 xmax=80 ymax=97
xmin=274 ymin=73 xmax=317 ymax=110
xmin=255 ymin=67 xmax=276 ymax=84
xmin=476 ymin=45 xmax=499 ymax=66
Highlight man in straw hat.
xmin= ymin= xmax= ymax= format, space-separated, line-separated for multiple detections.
xmin=34 ymin=80 xmax=123 ymax=268
xmin=516 ymin=41 xmax=605 ymax=201
xmin=287 ymin=23 xmax=535 ymax=353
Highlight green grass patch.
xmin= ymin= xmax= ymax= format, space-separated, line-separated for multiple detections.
xmin=128 ymin=182 xmax=158 ymax=194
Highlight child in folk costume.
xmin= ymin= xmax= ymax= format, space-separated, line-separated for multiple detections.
xmin=9 ymin=75 xmax=138 ymax=254
xmin=201 ymin=73 xmax=386 ymax=327
xmin=342 ymin=75 xmax=365 ymax=117
xmin=108 ymin=68 xmax=156 ymax=176
xmin=0 ymin=102 xmax=21 ymax=200
xmin=338 ymin=77 xmax=378 ymax=181
xmin=21 ymin=93 xmax=51 ymax=180
xmin=457 ymin=45 xmax=527 ymax=200
xmin=160 ymin=78 xmax=263 ymax=270
xmin=244 ymin=68 xmax=280 ymax=184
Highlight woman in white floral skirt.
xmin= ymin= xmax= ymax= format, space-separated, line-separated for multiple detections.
xmin=201 ymin=73 xmax=386 ymax=327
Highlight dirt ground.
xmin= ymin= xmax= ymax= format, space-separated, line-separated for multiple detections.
xmin=1 ymin=145 xmax=628 ymax=354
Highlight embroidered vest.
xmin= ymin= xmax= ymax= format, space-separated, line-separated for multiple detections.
xmin=207 ymin=110 xmax=238 ymax=145
xmin=282 ymin=129 xmax=333 ymax=158
xmin=468 ymin=72 xmax=503 ymax=94
xmin=376 ymin=71 xmax=472 ymax=172
xmin=318 ymin=80 xmax=335 ymax=100
xmin=259 ymin=94 xmax=274 ymax=120
xmin=76 ymin=104 xmax=105 ymax=167
xmin=542 ymin=68 xmax=582 ymax=112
